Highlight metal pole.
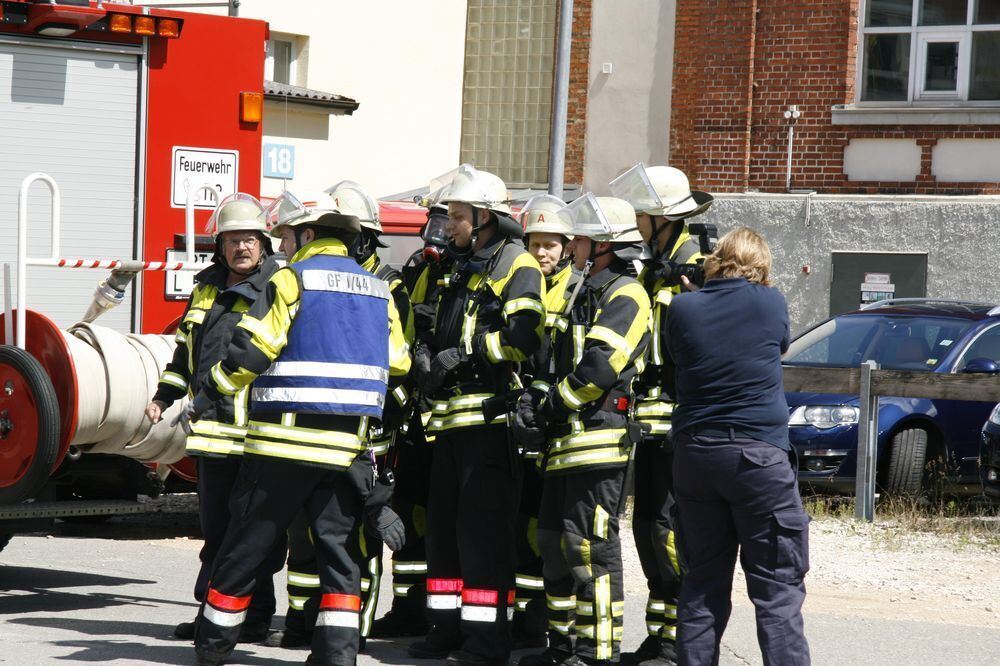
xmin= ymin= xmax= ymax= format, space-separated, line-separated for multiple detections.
xmin=228 ymin=0 xmax=239 ymax=17
xmin=184 ymin=183 xmax=221 ymax=263
xmin=4 ymin=264 xmax=12 ymax=346
xmin=17 ymin=173 xmax=60 ymax=350
xmin=547 ymin=0 xmax=573 ymax=197
xmin=855 ymin=360 xmax=879 ymax=522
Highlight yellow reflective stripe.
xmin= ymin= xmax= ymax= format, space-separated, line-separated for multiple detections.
xmin=587 ymin=324 xmax=632 ymax=373
xmin=572 ymin=324 xmax=586 ymax=365
xmin=576 ymin=600 xmax=594 ymax=615
xmin=593 ymin=505 xmax=609 ymax=540
xmin=664 ymin=602 xmax=678 ymax=619
xmin=393 ymin=584 xmax=412 ymax=596
xmin=595 ymin=574 xmax=613 ymax=660
xmin=392 ymin=561 xmax=427 ymax=573
xmin=647 ymin=622 xmax=664 ymax=635
xmin=368 ymin=440 xmax=390 ymax=456
xmin=185 ymin=436 xmax=244 ymax=457
xmin=650 ymin=299 xmax=664 ymax=365
xmin=486 ymin=331 xmax=505 ymax=363
xmin=515 ymin=575 xmax=544 ymax=590
xmin=249 ymin=421 xmax=364 ymax=448
xmin=288 ymin=596 xmax=309 ymax=611
xmin=160 ymin=371 xmax=187 ymax=390
xmin=666 ymin=529 xmax=680 ymax=575
xmin=547 ymin=597 xmax=576 ymax=611
xmin=612 ymin=600 xmax=625 ymax=616
xmin=531 ymin=379 xmax=551 ymax=392
xmin=549 ymin=621 xmax=574 ymax=634
xmin=392 ymin=384 xmax=409 ymax=406
xmin=174 ymin=330 xmax=189 ymax=345
xmin=546 ymin=447 xmax=629 ymax=472
xmin=243 ymin=439 xmax=360 ymax=468
xmin=234 ymin=386 xmax=248 ymax=426
xmin=211 ymin=362 xmax=239 ymax=396
xmin=557 ymin=378 xmax=586 ymax=409
xmin=237 ymin=314 xmax=287 ymax=356
xmin=288 ymin=572 xmax=320 ymax=587
xmin=184 ymin=308 xmax=207 ymax=325
xmin=504 ymin=297 xmax=545 ymax=317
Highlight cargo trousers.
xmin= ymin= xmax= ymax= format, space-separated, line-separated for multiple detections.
xmin=672 ymin=431 xmax=810 ymax=666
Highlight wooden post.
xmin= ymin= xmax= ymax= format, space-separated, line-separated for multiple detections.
xmin=855 ymin=360 xmax=879 ymax=522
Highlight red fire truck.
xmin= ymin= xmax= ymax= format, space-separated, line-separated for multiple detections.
xmin=0 ymin=1 xmax=268 ymax=542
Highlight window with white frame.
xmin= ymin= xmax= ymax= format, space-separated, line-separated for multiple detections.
xmin=860 ymin=0 xmax=1000 ymax=102
xmin=266 ymin=36 xmax=296 ymax=86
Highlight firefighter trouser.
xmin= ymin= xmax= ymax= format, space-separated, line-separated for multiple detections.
xmin=195 ymin=456 xmax=363 ymax=666
xmin=632 ymin=438 xmax=681 ymax=645
xmin=425 ymin=425 xmax=521 ymax=661
xmin=388 ymin=434 xmax=433 ymax=612
xmin=538 ymin=466 xmax=626 ymax=662
xmin=513 ymin=456 xmax=546 ymax=636
xmin=194 ymin=456 xmax=285 ymax=631
xmin=283 ymin=512 xmax=382 ymax=639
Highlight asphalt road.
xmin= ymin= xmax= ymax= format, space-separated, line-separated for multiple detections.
xmin=1 ymin=503 xmax=997 ymax=665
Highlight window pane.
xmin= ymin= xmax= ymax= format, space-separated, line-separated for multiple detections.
xmin=971 ymin=31 xmax=1000 ymax=98
xmin=862 ymin=34 xmax=911 ymax=101
xmin=919 ymin=0 xmax=968 ymax=25
xmin=924 ymin=41 xmax=959 ymax=90
xmin=272 ymin=40 xmax=292 ymax=85
xmin=975 ymin=0 xmax=1000 ymax=23
xmin=868 ymin=0 xmax=914 ymax=26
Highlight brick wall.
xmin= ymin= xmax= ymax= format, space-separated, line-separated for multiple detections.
xmin=670 ymin=0 xmax=1000 ymax=194
xmin=563 ymin=0 xmax=592 ymax=187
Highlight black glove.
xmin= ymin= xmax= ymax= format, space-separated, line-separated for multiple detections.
xmin=539 ymin=383 xmax=572 ymax=423
xmin=422 ymin=346 xmax=470 ymax=394
xmin=365 ymin=505 xmax=406 ymax=552
xmin=412 ymin=341 xmax=434 ymax=387
xmin=170 ymin=391 xmax=212 ymax=435
xmin=512 ymin=388 xmax=547 ymax=452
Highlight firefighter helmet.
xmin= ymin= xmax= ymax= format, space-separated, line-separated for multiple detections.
xmin=325 ymin=180 xmax=382 ymax=233
xmin=428 ymin=164 xmax=512 ymax=215
xmin=610 ymin=163 xmax=713 ymax=219
xmin=263 ymin=190 xmax=361 ymax=238
xmin=520 ymin=194 xmax=573 ymax=239
xmin=205 ymin=193 xmax=265 ymax=237
xmin=562 ymin=194 xmax=643 ymax=244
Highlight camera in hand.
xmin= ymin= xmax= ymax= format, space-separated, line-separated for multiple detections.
xmin=653 ymin=223 xmax=718 ymax=288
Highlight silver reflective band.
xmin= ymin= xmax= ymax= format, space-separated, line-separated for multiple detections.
xmin=263 ymin=361 xmax=389 ymax=383
xmin=427 ymin=594 xmax=461 ymax=610
xmin=204 ymin=606 xmax=247 ymax=628
xmin=316 ymin=610 xmax=359 ymax=628
xmin=252 ymin=386 xmax=386 ymax=408
xmin=301 ymin=269 xmax=390 ymax=300
xmin=461 ymin=605 xmax=498 ymax=622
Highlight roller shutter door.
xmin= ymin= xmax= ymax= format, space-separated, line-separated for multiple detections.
xmin=0 ymin=38 xmax=138 ymax=332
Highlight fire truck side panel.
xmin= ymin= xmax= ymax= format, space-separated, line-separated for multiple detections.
xmin=141 ymin=11 xmax=266 ymax=334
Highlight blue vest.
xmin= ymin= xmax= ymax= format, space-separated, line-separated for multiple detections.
xmin=251 ymin=254 xmax=391 ymax=418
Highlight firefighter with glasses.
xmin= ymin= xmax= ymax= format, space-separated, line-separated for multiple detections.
xmin=609 ymin=164 xmax=713 ymax=666
xmin=516 ymin=195 xmax=650 ymax=666
xmin=511 ymin=194 xmax=579 ymax=649
xmin=146 ymin=194 xmax=283 ymax=645
xmin=370 ymin=202 xmax=454 ymax=638
xmin=409 ymin=164 xmax=545 ymax=666
xmin=184 ymin=191 xmax=410 ymax=666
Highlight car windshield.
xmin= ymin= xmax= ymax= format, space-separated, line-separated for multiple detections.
xmin=783 ymin=315 xmax=974 ymax=371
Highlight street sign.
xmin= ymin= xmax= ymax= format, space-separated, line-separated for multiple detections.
xmin=263 ymin=143 xmax=295 ymax=179
xmin=171 ymin=146 xmax=239 ymax=208
xmin=164 ymin=249 xmax=213 ymax=300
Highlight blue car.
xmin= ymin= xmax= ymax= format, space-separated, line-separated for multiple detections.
xmin=782 ymin=299 xmax=1000 ymax=496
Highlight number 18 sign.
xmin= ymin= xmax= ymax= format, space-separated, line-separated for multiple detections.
xmin=263 ymin=143 xmax=295 ymax=179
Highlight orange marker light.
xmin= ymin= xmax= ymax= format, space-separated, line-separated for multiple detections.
xmin=240 ymin=92 xmax=263 ymax=124
xmin=157 ymin=18 xmax=181 ymax=38
xmin=108 ymin=14 xmax=132 ymax=33
xmin=134 ymin=16 xmax=155 ymax=36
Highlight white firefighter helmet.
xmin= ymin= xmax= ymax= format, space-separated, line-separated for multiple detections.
xmin=610 ymin=163 xmax=713 ymax=219
xmin=520 ymin=194 xmax=573 ymax=239
xmin=205 ymin=193 xmax=266 ymax=237
xmin=427 ymin=163 xmax=512 ymax=215
xmin=263 ymin=190 xmax=361 ymax=238
xmin=561 ymin=194 xmax=643 ymax=244
xmin=324 ymin=180 xmax=382 ymax=233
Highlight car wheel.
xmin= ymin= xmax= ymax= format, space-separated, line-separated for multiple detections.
xmin=883 ymin=427 xmax=928 ymax=496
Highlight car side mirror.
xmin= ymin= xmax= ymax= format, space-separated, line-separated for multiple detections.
xmin=962 ymin=357 xmax=1000 ymax=374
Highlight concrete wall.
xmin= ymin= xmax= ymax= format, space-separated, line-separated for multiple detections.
xmin=583 ymin=0 xmax=675 ymax=194
xmin=146 ymin=0 xmax=467 ymax=199
xmin=697 ymin=194 xmax=1000 ymax=334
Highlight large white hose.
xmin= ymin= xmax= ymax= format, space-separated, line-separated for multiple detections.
xmin=64 ymin=323 xmax=189 ymax=464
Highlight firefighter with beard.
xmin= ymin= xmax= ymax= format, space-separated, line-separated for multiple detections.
xmin=146 ymin=194 xmax=283 ymax=644
xmin=370 ymin=203 xmax=453 ymax=638
xmin=185 ymin=191 xmax=410 ymax=666
xmin=510 ymin=194 xmax=579 ymax=649
xmin=265 ymin=183 xmax=412 ymax=651
xmin=409 ymin=164 xmax=545 ymax=665
xmin=515 ymin=195 xmax=650 ymax=666
xmin=609 ymin=164 xmax=713 ymax=666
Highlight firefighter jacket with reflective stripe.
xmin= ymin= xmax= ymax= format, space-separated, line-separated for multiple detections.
xmin=427 ymin=235 xmax=545 ymax=433
xmin=539 ymin=263 xmax=651 ymax=475
xmin=405 ymin=254 xmax=453 ymax=443
xmin=154 ymin=257 xmax=279 ymax=457
xmin=364 ymin=254 xmax=416 ymax=456
xmin=635 ymin=229 xmax=703 ymax=437
xmin=201 ymin=238 xmax=411 ymax=471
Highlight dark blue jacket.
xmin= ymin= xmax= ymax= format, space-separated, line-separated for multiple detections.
xmin=666 ymin=277 xmax=790 ymax=449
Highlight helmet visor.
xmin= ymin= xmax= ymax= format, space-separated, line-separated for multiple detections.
xmin=205 ymin=192 xmax=263 ymax=235
xmin=422 ymin=214 xmax=450 ymax=245
xmin=561 ymin=193 xmax=613 ymax=240
xmin=324 ymin=180 xmax=380 ymax=224
xmin=609 ymin=163 xmax=663 ymax=213
xmin=262 ymin=191 xmax=310 ymax=231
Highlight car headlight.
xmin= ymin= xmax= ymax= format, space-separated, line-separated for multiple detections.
xmin=789 ymin=405 xmax=860 ymax=429
xmin=989 ymin=404 xmax=1000 ymax=426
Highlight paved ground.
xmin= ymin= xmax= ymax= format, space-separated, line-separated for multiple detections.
xmin=1 ymin=497 xmax=998 ymax=664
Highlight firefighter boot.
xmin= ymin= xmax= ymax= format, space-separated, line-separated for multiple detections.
xmin=370 ymin=587 xmax=429 ymax=638
xmin=446 ymin=649 xmax=509 ymax=666
xmin=620 ymin=635 xmax=660 ymax=665
xmin=518 ymin=647 xmax=574 ymax=666
xmin=173 ymin=620 xmax=197 ymax=640
xmin=408 ymin=624 xmax=463 ymax=659
xmin=263 ymin=628 xmax=312 ymax=649
xmin=638 ymin=640 xmax=678 ymax=666
xmin=511 ymin=598 xmax=548 ymax=649
xmin=557 ymin=655 xmax=614 ymax=666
